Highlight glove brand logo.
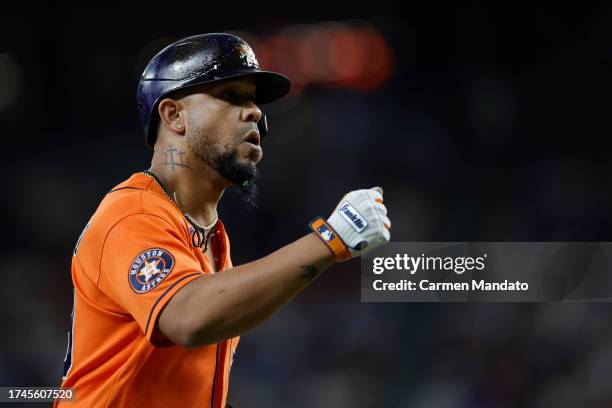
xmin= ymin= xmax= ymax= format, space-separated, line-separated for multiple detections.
xmin=338 ymin=202 xmax=368 ymax=232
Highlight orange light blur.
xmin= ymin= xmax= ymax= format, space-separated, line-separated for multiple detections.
xmin=252 ymin=21 xmax=394 ymax=96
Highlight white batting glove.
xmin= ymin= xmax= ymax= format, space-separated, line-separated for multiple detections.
xmin=309 ymin=187 xmax=391 ymax=261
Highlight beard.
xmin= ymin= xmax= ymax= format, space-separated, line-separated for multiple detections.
xmin=215 ymin=148 xmax=260 ymax=207
xmin=187 ymin=128 xmax=260 ymax=207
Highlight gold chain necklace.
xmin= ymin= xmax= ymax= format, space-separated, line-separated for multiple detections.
xmin=142 ymin=170 xmax=218 ymax=252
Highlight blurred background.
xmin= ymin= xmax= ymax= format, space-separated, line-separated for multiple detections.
xmin=2 ymin=5 xmax=612 ymax=407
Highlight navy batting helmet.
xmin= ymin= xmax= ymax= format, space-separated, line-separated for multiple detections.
xmin=137 ymin=33 xmax=291 ymax=148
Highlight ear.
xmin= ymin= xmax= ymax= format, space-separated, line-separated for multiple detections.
xmin=158 ymin=98 xmax=185 ymax=135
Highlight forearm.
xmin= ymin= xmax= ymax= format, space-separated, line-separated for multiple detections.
xmin=159 ymin=232 xmax=335 ymax=346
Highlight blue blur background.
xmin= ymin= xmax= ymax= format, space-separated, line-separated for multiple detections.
xmin=2 ymin=5 xmax=612 ymax=407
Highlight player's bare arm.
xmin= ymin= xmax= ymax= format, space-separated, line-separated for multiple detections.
xmin=158 ymin=232 xmax=335 ymax=347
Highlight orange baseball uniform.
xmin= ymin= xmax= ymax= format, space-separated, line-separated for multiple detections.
xmin=55 ymin=172 xmax=239 ymax=408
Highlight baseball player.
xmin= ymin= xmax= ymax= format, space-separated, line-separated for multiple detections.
xmin=55 ymin=33 xmax=391 ymax=408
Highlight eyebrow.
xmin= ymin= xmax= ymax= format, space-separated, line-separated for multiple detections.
xmin=210 ymin=81 xmax=256 ymax=99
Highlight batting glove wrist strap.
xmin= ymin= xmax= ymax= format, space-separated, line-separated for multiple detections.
xmin=309 ymin=217 xmax=352 ymax=262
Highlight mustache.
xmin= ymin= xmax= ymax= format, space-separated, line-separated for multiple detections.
xmin=240 ymin=125 xmax=259 ymax=140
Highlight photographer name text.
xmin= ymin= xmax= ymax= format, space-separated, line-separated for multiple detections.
xmin=371 ymin=254 xmax=529 ymax=292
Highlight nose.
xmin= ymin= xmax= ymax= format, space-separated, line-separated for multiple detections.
xmin=241 ymin=101 xmax=262 ymax=124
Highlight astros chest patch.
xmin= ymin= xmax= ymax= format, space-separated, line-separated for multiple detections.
xmin=128 ymin=248 xmax=175 ymax=293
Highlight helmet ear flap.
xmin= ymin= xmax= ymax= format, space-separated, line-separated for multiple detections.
xmin=257 ymin=113 xmax=269 ymax=141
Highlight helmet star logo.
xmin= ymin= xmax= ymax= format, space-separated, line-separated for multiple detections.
xmin=236 ymin=43 xmax=259 ymax=68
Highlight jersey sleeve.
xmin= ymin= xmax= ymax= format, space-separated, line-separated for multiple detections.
xmin=98 ymin=213 xmax=205 ymax=346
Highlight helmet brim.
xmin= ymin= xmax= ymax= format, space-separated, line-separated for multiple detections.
xmin=179 ymin=69 xmax=292 ymax=105
xmin=249 ymin=70 xmax=292 ymax=104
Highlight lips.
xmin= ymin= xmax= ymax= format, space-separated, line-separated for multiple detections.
xmin=242 ymin=131 xmax=262 ymax=163
xmin=243 ymin=129 xmax=260 ymax=146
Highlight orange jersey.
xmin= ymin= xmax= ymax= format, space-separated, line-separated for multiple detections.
xmin=56 ymin=172 xmax=239 ymax=408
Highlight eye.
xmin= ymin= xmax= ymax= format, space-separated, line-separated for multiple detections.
xmin=222 ymin=90 xmax=237 ymax=102
xmin=220 ymin=89 xmax=255 ymax=105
